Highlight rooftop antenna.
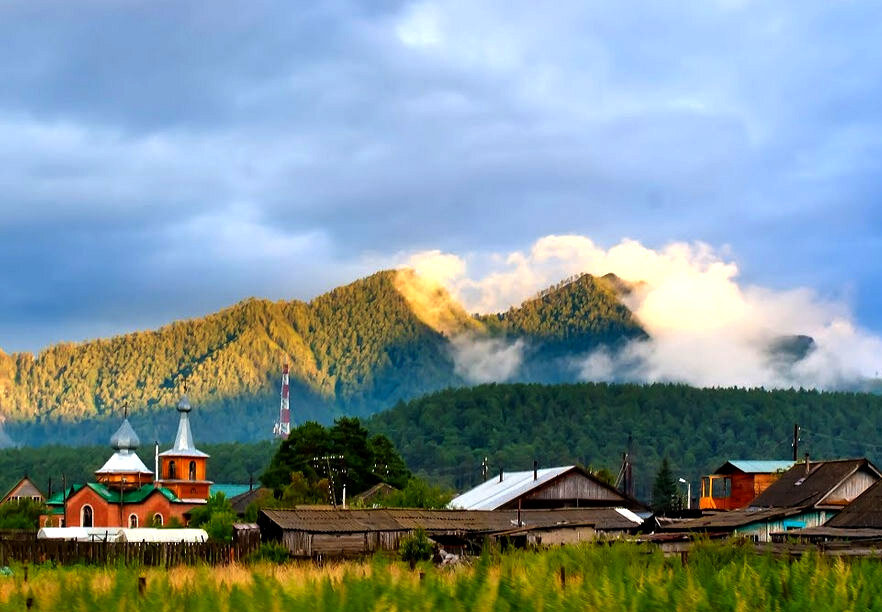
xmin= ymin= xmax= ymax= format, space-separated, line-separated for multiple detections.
xmin=273 ymin=363 xmax=291 ymax=439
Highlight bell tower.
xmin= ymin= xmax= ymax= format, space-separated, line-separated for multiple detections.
xmin=156 ymin=395 xmax=212 ymax=501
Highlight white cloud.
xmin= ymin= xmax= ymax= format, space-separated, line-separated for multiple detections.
xmin=399 ymin=235 xmax=882 ymax=389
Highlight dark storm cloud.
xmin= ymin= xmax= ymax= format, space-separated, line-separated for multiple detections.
xmin=1 ymin=0 xmax=882 ymax=350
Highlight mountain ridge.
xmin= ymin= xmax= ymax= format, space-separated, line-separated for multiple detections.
xmin=0 ymin=269 xmax=644 ymax=446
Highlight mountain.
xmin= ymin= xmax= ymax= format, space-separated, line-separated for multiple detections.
xmin=0 ymin=270 xmax=645 ymax=446
xmin=367 ymin=382 xmax=882 ymax=500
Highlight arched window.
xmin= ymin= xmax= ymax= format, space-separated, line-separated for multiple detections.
xmin=81 ymin=505 xmax=93 ymax=527
xmin=168 ymin=460 xmax=177 ymax=479
xmin=189 ymin=460 xmax=197 ymax=480
xmin=129 ymin=514 xmax=138 ymax=528
xmin=153 ymin=513 xmax=163 ymax=527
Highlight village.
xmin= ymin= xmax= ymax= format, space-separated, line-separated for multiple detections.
xmin=2 ymin=380 xmax=882 ymax=567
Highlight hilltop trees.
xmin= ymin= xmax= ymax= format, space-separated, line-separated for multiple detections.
xmin=261 ymin=418 xmax=410 ymax=502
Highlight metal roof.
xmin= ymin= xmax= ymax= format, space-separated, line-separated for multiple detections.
xmin=663 ymin=507 xmax=802 ymax=531
xmin=259 ymin=507 xmax=643 ymax=534
xmin=110 ymin=419 xmax=140 ymax=451
xmin=448 ymin=466 xmax=579 ymax=510
xmin=159 ymin=402 xmax=209 ymax=458
xmin=95 ymin=449 xmax=153 ymax=476
xmin=717 ymin=460 xmax=795 ymax=474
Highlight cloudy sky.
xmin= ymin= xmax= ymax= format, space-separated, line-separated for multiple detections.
xmin=2 ymin=0 xmax=882 ymax=353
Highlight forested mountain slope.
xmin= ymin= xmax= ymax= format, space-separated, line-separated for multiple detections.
xmin=0 ymin=271 xmax=644 ymax=446
xmin=368 ymin=383 xmax=882 ymax=499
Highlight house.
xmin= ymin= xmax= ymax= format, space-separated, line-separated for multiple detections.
xmin=0 ymin=476 xmax=45 ymax=506
xmin=258 ymin=507 xmax=644 ymax=558
xmin=781 ymin=478 xmax=882 ymax=542
xmin=447 ymin=465 xmax=646 ymax=512
xmin=699 ymin=460 xmax=794 ymax=510
xmin=44 ymin=396 xmax=212 ymax=528
xmin=668 ymin=458 xmax=881 ymax=542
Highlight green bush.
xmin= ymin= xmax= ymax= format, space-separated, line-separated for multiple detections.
xmin=399 ymin=528 xmax=433 ymax=565
xmin=250 ymin=542 xmax=290 ymax=564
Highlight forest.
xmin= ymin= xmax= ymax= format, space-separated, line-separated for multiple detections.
xmin=0 ymin=270 xmax=646 ymax=446
xmin=367 ymin=382 xmax=882 ymax=500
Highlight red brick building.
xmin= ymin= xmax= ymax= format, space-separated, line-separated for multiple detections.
xmin=46 ymin=396 xmax=211 ymax=527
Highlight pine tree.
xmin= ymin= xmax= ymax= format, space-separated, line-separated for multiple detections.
xmin=652 ymin=457 xmax=682 ymax=515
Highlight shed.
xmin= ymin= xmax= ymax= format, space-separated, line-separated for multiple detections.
xmin=448 ymin=465 xmax=646 ymax=511
xmin=258 ymin=507 xmax=643 ymax=558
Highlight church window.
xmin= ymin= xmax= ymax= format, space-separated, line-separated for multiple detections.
xmin=81 ymin=505 xmax=93 ymax=527
xmin=168 ymin=460 xmax=177 ymax=479
xmin=189 ymin=461 xmax=197 ymax=480
xmin=153 ymin=513 xmax=163 ymax=526
xmin=129 ymin=514 xmax=138 ymax=528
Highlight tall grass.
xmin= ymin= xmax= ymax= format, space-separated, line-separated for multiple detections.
xmin=1 ymin=542 xmax=881 ymax=611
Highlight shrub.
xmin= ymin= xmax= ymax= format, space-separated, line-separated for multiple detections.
xmin=399 ymin=528 xmax=433 ymax=565
xmin=250 ymin=542 xmax=290 ymax=564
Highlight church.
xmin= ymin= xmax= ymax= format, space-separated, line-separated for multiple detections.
xmin=44 ymin=395 xmax=212 ymax=528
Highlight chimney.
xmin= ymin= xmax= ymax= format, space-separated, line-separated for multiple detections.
xmin=805 ymin=453 xmax=810 ymax=475
xmin=533 ymin=460 xmax=538 ymax=481
xmin=499 ymin=467 xmax=504 ymax=483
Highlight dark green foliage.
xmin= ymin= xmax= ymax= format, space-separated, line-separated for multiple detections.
xmin=399 ymin=528 xmax=433 ymax=564
xmin=652 ymin=457 xmax=682 ymax=514
xmin=261 ymin=419 xmax=411 ymax=499
xmin=0 ymin=498 xmax=45 ymax=529
xmin=368 ymin=382 xmax=882 ymax=499
xmin=188 ymin=492 xmax=236 ymax=541
xmin=249 ymin=541 xmax=290 ymax=564
xmin=373 ymin=477 xmax=453 ymax=509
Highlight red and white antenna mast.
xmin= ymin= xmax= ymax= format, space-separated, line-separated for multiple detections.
xmin=273 ymin=363 xmax=291 ymax=439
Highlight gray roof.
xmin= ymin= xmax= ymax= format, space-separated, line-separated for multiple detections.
xmin=95 ymin=449 xmax=153 ymax=475
xmin=663 ymin=507 xmax=803 ymax=531
xmin=259 ymin=507 xmax=644 ymax=534
xmin=110 ymin=419 xmax=140 ymax=451
xmin=750 ymin=459 xmax=880 ymax=509
xmin=159 ymin=399 xmax=208 ymax=458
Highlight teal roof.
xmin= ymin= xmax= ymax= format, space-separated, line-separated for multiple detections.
xmin=722 ymin=460 xmax=795 ymax=474
xmin=46 ymin=483 xmax=181 ymax=505
xmin=211 ymin=484 xmax=251 ymax=499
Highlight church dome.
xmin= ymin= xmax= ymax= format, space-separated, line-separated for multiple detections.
xmin=177 ymin=394 xmax=192 ymax=413
xmin=110 ymin=418 xmax=140 ymax=451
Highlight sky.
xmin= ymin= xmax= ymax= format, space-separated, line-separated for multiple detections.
xmin=2 ymin=0 xmax=882 ymax=353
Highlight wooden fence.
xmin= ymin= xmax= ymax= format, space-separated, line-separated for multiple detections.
xmin=0 ymin=535 xmax=261 ymax=567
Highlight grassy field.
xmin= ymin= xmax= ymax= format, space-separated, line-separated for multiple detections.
xmin=1 ymin=542 xmax=880 ymax=611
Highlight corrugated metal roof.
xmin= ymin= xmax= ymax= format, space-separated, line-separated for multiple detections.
xmin=447 ymin=466 xmax=578 ymax=510
xmin=721 ymin=460 xmax=795 ymax=474
xmin=259 ymin=507 xmax=642 ymax=534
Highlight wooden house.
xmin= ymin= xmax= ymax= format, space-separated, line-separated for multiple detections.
xmin=0 ymin=476 xmax=44 ymax=505
xmin=699 ymin=460 xmax=794 ymax=510
xmin=447 ymin=465 xmax=646 ymax=512
xmin=670 ymin=458 xmax=881 ymax=542
xmin=258 ymin=507 xmax=644 ymax=558
xmin=781 ymin=478 xmax=882 ymax=542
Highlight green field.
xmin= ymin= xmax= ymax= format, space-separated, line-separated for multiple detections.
xmin=1 ymin=542 xmax=880 ymax=611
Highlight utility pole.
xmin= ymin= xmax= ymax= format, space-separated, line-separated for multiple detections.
xmin=792 ymin=423 xmax=800 ymax=462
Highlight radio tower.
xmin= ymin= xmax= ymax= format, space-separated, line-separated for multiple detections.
xmin=273 ymin=363 xmax=291 ymax=439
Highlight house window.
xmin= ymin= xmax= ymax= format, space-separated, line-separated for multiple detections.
xmin=129 ymin=514 xmax=138 ymax=528
xmin=189 ymin=461 xmax=197 ymax=481
xmin=168 ymin=461 xmax=177 ymax=479
xmin=81 ymin=505 xmax=93 ymax=527
xmin=711 ymin=477 xmax=732 ymax=498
